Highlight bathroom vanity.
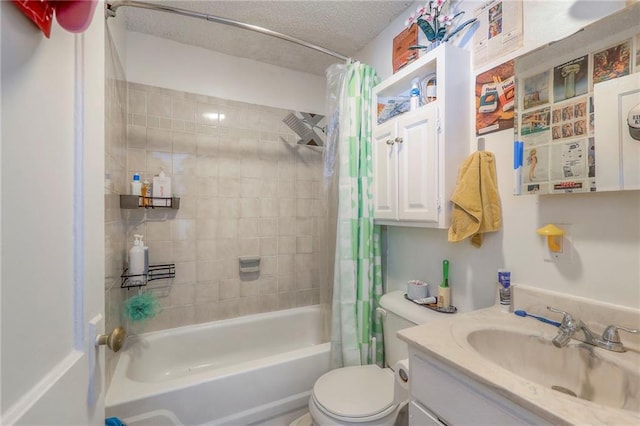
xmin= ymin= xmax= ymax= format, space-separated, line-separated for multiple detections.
xmin=398 ymin=285 xmax=640 ymax=425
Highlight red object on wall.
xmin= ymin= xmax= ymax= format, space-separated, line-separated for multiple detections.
xmin=12 ymin=0 xmax=54 ymax=38
xmin=12 ymin=0 xmax=98 ymax=37
xmin=52 ymin=0 xmax=98 ymax=33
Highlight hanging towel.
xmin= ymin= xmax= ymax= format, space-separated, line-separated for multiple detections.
xmin=448 ymin=151 xmax=502 ymax=247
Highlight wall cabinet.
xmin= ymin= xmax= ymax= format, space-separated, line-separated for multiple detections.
xmin=372 ymin=44 xmax=470 ymax=228
xmin=373 ymin=107 xmax=438 ymax=222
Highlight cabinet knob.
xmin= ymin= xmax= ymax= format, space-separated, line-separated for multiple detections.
xmin=386 ymin=139 xmax=394 ymax=145
xmin=394 ymin=137 xmax=403 ymax=144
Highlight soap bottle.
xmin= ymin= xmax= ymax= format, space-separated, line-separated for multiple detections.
xmin=409 ymin=78 xmax=420 ymax=111
xmin=137 ymin=234 xmax=149 ymax=275
xmin=128 ymin=235 xmax=145 ymax=285
xmin=130 ymin=173 xmax=142 ymax=196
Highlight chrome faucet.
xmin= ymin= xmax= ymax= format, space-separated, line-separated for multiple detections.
xmin=547 ymin=306 xmax=640 ymax=353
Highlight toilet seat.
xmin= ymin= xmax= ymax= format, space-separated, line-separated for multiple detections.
xmin=311 ymin=365 xmax=397 ymax=423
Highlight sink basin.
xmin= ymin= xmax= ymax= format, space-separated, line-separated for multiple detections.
xmin=467 ymin=328 xmax=640 ymax=412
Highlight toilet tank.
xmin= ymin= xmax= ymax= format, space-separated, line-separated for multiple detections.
xmin=379 ymin=291 xmax=441 ymax=368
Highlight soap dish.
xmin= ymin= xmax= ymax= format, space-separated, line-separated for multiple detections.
xmin=404 ymin=294 xmax=458 ymax=314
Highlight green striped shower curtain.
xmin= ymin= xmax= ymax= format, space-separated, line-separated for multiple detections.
xmin=330 ymin=62 xmax=384 ymax=368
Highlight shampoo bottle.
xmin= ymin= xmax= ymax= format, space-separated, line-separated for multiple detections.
xmin=128 ymin=235 xmax=145 ymax=285
xmin=130 ymin=173 xmax=142 ymax=196
xmin=152 ymin=170 xmax=172 ymax=207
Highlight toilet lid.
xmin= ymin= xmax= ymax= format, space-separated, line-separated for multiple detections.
xmin=312 ymin=365 xmax=396 ymax=421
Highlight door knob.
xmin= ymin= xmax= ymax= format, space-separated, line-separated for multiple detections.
xmin=96 ymin=326 xmax=127 ymax=352
xmin=386 ymin=139 xmax=394 ymax=145
xmin=394 ymin=137 xmax=403 ymax=143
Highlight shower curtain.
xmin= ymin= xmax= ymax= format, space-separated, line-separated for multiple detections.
xmin=326 ymin=62 xmax=383 ymax=369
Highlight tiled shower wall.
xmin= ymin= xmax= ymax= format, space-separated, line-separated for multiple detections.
xmin=125 ymin=82 xmax=330 ymax=332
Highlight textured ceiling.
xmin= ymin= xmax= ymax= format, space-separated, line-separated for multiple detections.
xmin=119 ymin=1 xmax=414 ymax=75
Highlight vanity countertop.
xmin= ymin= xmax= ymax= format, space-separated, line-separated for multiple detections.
xmin=398 ymin=305 xmax=640 ymax=425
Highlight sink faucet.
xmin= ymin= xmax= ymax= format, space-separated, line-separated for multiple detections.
xmin=547 ymin=306 xmax=639 ymax=352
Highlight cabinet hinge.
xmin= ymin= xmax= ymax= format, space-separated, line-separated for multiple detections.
xmin=437 ymin=199 xmax=441 ymax=212
xmin=437 ymin=118 xmax=442 ymax=133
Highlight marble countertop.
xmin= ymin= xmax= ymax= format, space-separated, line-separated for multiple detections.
xmin=398 ymin=305 xmax=640 ymax=425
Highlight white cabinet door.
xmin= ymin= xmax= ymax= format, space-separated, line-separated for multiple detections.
xmin=373 ymin=120 xmax=398 ymax=220
xmin=397 ymin=107 xmax=438 ymax=222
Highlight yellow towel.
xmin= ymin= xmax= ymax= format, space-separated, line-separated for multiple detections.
xmin=448 ymin=151 xmax=502 ymax=247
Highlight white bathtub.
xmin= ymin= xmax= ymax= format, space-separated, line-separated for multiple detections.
xmin=105 ymin=305 xmax=330 ymax=426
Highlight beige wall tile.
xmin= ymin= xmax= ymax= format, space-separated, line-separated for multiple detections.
xmin=239 ymin=238 xmax=259 ymax=256
xmin=197 ymin=239 xmax=217 ymax=260
xmin=195 ymin=301 xmax=219 ymax=323
xmin=120 ymin=82 xmax=330 ymax=331
xmin=172 ymin=131 xmax=197 ymax=154
xmin=196 ymin=282 xmax=219 ymax=303
xmin=147 ymin=151 xmax=172 ymax=174
xmin=172 ymin=240 xmax=196 ymax=263
xmin=127 ymin=148 xmax=146 ymax=173
xmin=196 ymin=260 xmax=217 ymax=282
xmin=171 ymin=219 xmax=196 ymax=241
xmin=197 ymin=219 xmax=217 ymax=240
xmin=219 ymin=278 xmax=240 ymax=300
xmin=173 ymin=153 xmax=197 ymax=176
xmin=260 ymin=237 xmax=277 ymax=256
xmin=172 ymin=98 xmax=195 ymax=121
xmin=148 ymin=93 xmax=172 ymax=117
xmin=127 ymin=125 xmax=146 ymax=148
xmin=128 ymin=89 xmax=147 ymax=115
xmin=278 ymin=236 xmax=296 ymax=254
xmin=147 ymin=128 xmax=172 ymax=152
xmin=173 ymin=261 xmax=196 ymax=285
xmin=146 ymin=220 xmax=171 ymax=241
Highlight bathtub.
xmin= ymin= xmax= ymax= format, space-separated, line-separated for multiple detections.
xmin=105 ymin=305 xmax=331 ymax=426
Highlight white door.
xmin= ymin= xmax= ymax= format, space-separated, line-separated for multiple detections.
xmin=1 ymin=3 xmax=106 ymax=425
xmin=397 ymin=107 xmax=439 ymax=222
xmin=372 ymin=120 xmax=398 ymax=220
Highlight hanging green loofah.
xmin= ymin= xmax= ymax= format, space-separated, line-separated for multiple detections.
xmin=123 ymin=292 xmax=162 ymax=323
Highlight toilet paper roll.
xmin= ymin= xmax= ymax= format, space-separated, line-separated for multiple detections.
xmin=393 ymin=359 xmax=410 ymax=404
xmin=407 ymin=280 xmax=429 ymax=300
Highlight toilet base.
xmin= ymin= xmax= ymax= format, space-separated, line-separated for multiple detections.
xmin=289 ymin=412 xmax=312 ymax=426
xmin=308 ymin=396 xmax=406 ymax=426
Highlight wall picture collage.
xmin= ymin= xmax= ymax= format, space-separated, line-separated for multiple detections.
xmin=516 ymin=34 xmax=639 ymax=195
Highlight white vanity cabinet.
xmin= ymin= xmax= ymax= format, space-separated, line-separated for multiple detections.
xmin=372 ymin=44 xmax=470 ymax=228
xmin=407 ymin=347 xmax=552 ymax=426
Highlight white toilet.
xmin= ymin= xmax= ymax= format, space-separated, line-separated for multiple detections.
xmin=307 ymin=290 xmax=441 ymax=426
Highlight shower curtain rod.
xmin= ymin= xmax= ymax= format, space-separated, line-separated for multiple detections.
xmin=105 ymin=1 xmax=351 ymax=62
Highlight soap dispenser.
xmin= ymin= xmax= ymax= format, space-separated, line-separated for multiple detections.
xmin=128 ymin=235 xmax=145 ymax=285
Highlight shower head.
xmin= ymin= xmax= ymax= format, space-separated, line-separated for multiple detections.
xmin=283 ymin=113 xmax=324 ymax=147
